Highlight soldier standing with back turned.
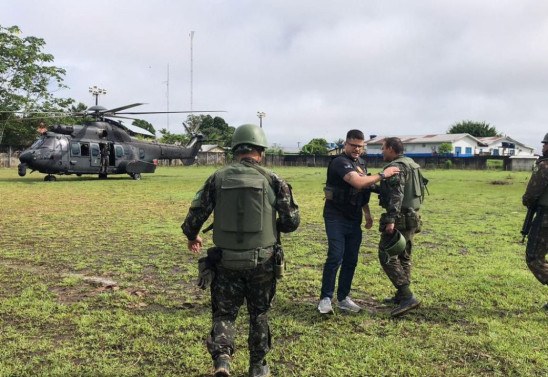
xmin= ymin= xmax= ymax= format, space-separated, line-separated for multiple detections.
xmin=522 ymin=133 xmax=548 ymax=310
xmin=182 ymin=124 xmax=300 ymax=377
xmin=378 ymin=137 xmax=426 ymax=317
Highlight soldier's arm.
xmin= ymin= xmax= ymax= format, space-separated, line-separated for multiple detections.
xmin=181 ymin=174 xmax=216 ymax=240
xmin=522 ymin=161 xmax=548 ymax=207
xmin=384 ymin=166 xmax=406 ymax=224
xmin=343 ymin=166 xmax=400 ymax=189
xmin=272 ymin=174 xmax=300 ymax=233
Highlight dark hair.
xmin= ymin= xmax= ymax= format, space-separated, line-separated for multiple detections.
xmin=383 ymin=137 xmax=404 ymax=154
xmin=233 ymin=144 xmax=264 ymax=156
xmin=346 ymin=129 xmax=364 ymax=140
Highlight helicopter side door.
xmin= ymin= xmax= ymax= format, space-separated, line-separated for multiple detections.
xmin=90 ymin=143 xmax=101 ymax=168
xmin=69 ymin=141 xmax=95 ymax=173
xmin=112 ymin=144 xmax=126 ymax=171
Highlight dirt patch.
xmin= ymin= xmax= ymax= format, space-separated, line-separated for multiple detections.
xmin=490 ymin=180 xmax=512 ymax=185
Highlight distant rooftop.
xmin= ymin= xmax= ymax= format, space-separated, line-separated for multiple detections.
xmin=366 ymin=133 xmax=485 ymax=145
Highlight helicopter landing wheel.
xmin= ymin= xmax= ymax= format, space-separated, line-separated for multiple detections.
xmin=131 ymin=173 xmax=141 ymax=180
xmin=44 ymin=175 xmax=57 ymax=182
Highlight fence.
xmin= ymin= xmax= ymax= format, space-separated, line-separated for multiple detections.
xmin=0 ymin=146 xmax=521 ymax=171
xmin=0 ymin=146 xmax=19 ymax=168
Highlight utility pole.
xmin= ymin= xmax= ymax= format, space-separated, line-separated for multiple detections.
xmin=190 ymin=31 xmax=195 ymax=112
xmin=166 ymin=64 xmax=170 ymax=131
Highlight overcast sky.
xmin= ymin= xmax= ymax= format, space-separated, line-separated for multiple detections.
xmin=4 ymin=0 xmax=548 ymax=152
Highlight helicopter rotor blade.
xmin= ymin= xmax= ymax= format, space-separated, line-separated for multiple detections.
xmin=102 ymin=103 xmax=147 ymax=114
xmin=182 ymin=122 xmax=191 ymax=134
xmin=104 ymin=114 xmax=139 ymax=120
xmin=116 ymin=110 xmax=226 ymax=115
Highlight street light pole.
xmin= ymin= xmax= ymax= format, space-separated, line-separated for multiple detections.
xmin=89 ymin=86 xmax=107 ymax=105
xmin=257 ymin=111 xmax=266 ymax=128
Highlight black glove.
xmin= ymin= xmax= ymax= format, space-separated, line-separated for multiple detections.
xmin=196 ymin=257 xmax=215 ymax=290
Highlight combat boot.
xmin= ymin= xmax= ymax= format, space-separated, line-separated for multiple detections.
xmin=382 ymin=290 xmax=402 ymax=305
xmin=390 ymin=295 xmax=420 ymax=317
xmin=213 ymin=354 xmax=231 ymax=377
xmin=248 ymin=360 xmax=270 ymax=377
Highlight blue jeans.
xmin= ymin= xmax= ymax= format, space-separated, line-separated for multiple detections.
xmin=320 ymin=218 xmax=362 ymax=302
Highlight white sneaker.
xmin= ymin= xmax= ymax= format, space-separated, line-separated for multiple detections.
xmin=317 ymin=297 xmax=334 ymax=314
xmin=338 ymin=296 xmax=362 ymax=313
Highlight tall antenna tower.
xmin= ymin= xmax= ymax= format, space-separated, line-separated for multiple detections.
xmin=166 ymin=63 xmax=170 ymax=131
xmin=190 ymin=30 xmax=195 ymax=112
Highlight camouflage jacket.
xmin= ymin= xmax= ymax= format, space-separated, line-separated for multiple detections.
xmin=379 ymin=155 xmax=412 ymax=223
xmin=523 ymin=157 xmax=548 ymax=208
xmin=182 ymin=158 xmax=300 ymax=241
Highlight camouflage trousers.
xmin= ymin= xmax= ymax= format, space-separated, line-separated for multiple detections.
xmin=526 ymin=209 xmax=548 ymax=285
xmin=207 ymin=257 xmax=276 ymax=363
xmin=378 ymin=227 xmax=417 ymax=288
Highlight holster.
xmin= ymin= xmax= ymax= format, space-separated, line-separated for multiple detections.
xmin=196 ymin=247 xmax=222 ymax=290
xmin=274 ymin=244 xmax=285 ymax=279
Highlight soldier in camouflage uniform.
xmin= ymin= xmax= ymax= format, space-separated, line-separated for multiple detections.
xmin=522 ymin=133 xmax=548 ymax=310
xmin=378 ymin=137 xmax=426 ymax=317
xmin=182 ymin=124 xmax=300 ymax=377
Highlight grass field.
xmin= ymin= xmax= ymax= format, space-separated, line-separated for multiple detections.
xmin=0 ymin=166 xmax=546 ymax=377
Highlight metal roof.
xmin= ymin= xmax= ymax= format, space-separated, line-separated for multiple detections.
xmin=366 ymin=133 xmax=485 ymax=145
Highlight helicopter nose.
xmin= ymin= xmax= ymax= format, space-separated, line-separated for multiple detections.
xmin=19 ymin=151 xmax=34 ymax=164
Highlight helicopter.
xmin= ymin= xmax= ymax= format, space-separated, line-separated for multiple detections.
xmin=15 ymin=103 xmax=216 ymax=181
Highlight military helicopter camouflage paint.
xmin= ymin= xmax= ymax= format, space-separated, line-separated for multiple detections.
xmin=16 ymin=103 xmax=214 ymax=181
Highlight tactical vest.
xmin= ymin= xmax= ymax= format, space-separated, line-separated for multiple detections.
xmin=212 ymin=162 xmax=277 ymax=250
xmin=324 ymin=155 xmax=366 ymax=206
xmin=382 ymin=156 xmax=425 ymax=210
xmin=536 ymin=159 xmax=548 ymax=206
xmin=539 ymin=189 xmax=548 ymax=206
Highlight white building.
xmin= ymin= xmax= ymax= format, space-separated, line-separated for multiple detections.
xmin=477 ymin=136 xmax=535 ymax=156
xmin=365 ymin=134 xmax=485 ymax=157
xmin=365 ymin=133 xmax=535 ymax=157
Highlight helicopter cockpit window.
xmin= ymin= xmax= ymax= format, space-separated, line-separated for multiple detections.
xmin=37 ymin=137 xmax=56 ymax=149
xmin=115 ymin=145 xmax=124 ymax=158
xmin=80 ymin=143 xmax=90 ymax=156
xmin=71 ymin=143 xmax=81 ymax=156
xmin=56 ymin=137 xmax=68 ymax=151
xmin=30 ymin=137 xmax=46 ymax=149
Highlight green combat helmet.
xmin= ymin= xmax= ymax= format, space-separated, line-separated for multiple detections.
xmin=542 ymin=133 xmax=548 ymax=143
xmin=232 ymin=124 xmax=268 ymax=150
xmin=382 ymin=230 xmax=407 ymax=256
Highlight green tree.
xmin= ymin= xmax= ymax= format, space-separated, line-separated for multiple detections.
xmin=447 ymin=121 xmax=499 ymax=137
xmin=132 ymin=119 xmax=156 ymax=135
xmin=438 ymin=142 xmax=453 ymax=155
xmin=266 ymin=143 xmax=284 ymax=156
xmin=184 ymin=114 xmax=234 ymax=147
xmin=300 ymin=138 xmax=328 ymax=155
xmin=158 ymin=128 xmax=190 ymax=145
xmin=1 ymin=25 xmax=73 ymax=146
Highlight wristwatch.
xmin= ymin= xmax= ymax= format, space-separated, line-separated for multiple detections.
xmin=378 ymin=172 xmax=386 ymax=180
